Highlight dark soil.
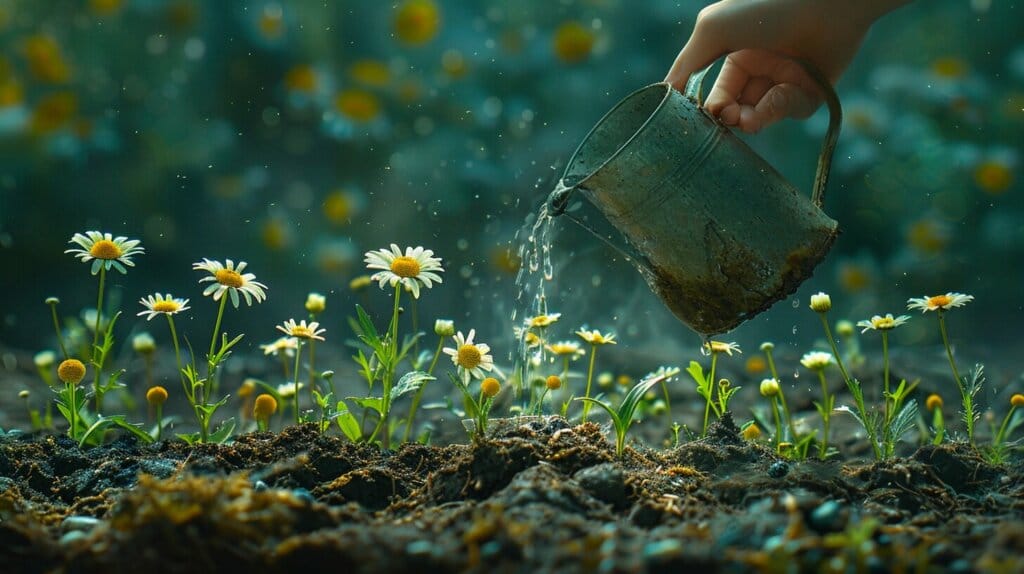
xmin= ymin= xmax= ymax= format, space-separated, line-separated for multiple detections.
xmin=1 ymin=415 xmax=1022 ymax=573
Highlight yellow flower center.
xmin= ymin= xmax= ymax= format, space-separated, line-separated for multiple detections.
xmin=291 ymin=326 xmax=314 ymax=339
xmin=390 ymin=256 xmax=421 ymax=278
xmin=928 ymin=295 xmax=952 ymax=308
xmin=873 ymin=316 xmax=895 ymax=329
xmin=215 ymin=268 xmax=244 ymax=288
xmin=457 ymin=344 xmax=482 ymax=369
xmin=152 ymin=300 xmax=180 ymax=313
xmin=89 ymin=239 xmax=123 ymax=260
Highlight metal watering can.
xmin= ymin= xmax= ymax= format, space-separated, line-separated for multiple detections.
xmin=547 ymin=60 xmax=842 ymax=335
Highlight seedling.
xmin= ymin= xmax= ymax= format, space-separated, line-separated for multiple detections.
xmin=452 ymin=375 xmax=501 ymax=441
xmin=577 ymin=372 xmax=667 ymax=456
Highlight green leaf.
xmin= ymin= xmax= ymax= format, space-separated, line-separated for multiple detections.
xmin=349 ymin=396 xmax=385 ymax=415
xmin=177 ymin=432 xmax=200 ymax=445
xmin=889 ymin=399 xmax=919 ymax=446
xmin=394 ymin=371 xmax=434 ymax=399
xmin=79 ymin=415 xmax=155 ymax=448
xmin=354 ymin=305 xmax=381 ymax=348
xmin=577 ymin=397 xmax=622 ymax=429
xmin=686 ymin=361 xmax=709 ymax=391
xmin=209 ymin=418 xmax=236 ymax=443
xmin=619 ymin=374 xmax=666 ymax=428
xmin=335 ymin=400 xmax=363 ymax=442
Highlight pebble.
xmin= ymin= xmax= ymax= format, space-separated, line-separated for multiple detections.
xmin=574 ymin=463 xmax=628 ymax=508
xmin=643 ymin=539 xmax=683 ymax=559
xmin=253 ymin=480 xmax=269 ymax=491
xmin=59 ymin=530 xmax=89 ymax=545
xmin=768 ymin=461 xmax=789 ymax=478
xmin=809 ymin=500 xmax=846 ymax=532
xmin=62 ymin=515 xmax=101 ymax=533
xmin=406 ymin=540 xmax=434 ymax=556
xmin=292 ymin=488 xmax=316 ymax=503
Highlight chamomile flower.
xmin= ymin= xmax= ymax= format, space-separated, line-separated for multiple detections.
xmin=443 ymin=329 xmax=496 ymax=384
xmin=65 ymin=231 xmax=144 ymax=275
xmin=363 ymin=244 xmax=443 ymax=299
xmin=645 ymin=365 xmax=682 ymax=381
xmin=193 ymin=259 xmax=268 ymax=308
xmin=260 ymin=336 xmax=298 ymax=357
xmin=513 ymin=327 xmax=542 ymax=349
xmin=907 ymin=292 xmax=974 ymax=313
xmin=546 ymin=340 xmax=585 ymax=359
xmin=276 ymin=319 xmax=326 ymax=342
xmin=576 ymin=328 xmax=617 ymax=346
xmin=137 ymin=293 xmax=191 ymax=321
xmin=705 ymin=340 xmax=741 ymax=356
xmin=525 ymin=313 xmax=561 ymax=328
xmin=800 ymin=351 xmax=834 ymax=372
xmin=276 ymin=382 xmax=304 ymax=398
xmin=856 ymin=313 xmax=911 ymax=333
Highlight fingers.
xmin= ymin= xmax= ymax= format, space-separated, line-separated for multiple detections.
xmin=703 ymin=57 xmax=749 ymax=114
xmin=740 ymin=83 xmax=818 ymax=133
xmin=664 ymin=5 xmax=733 ymax=90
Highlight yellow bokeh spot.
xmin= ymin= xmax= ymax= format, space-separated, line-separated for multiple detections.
xmin=906 ymin=220 xmax=948 ymax=255
xmin=552 ymin=21 xmax=594 ymax=64
xmin=284 ymin=65 xmax=317 ymax=92
xmin=441 ymin=50 xmax=468 ymax=78
xmin=491 ymin=247 xmax=521 ymax=275
xmin=166 ymin=0 xmax=199 ymax=31
xmin=323 ymin=190 xmax=360 ymax=224
xmin=30 ymin=92 xmax=77 ymax=135
xmin=335 ymin=89 xmax=381 ymax=122
xmin=837 ymin=263 xmax=871 ymax=293
xmin=394 ymin=0 xmax=440 ymax=46
xmin=261 ymin=219 xmax=289 ymax=251
xmin=974 ymin=160 xmax=1013 ymax=194
xmin=259 ymin=6 xmax=285 ymax=39
xmin=931 ymin=57 xmax=967 ymax=79
xmin=349 ymin=59 xmax=391 ymax=87
xmin=397 ymin=79 xmax=423 ymax=103
xmin=89 ymin=0 xmax=124 ymax=15
xmin=745 ymin=356 xmax=767 ymax=375
xmin=0 ymin=80 xmax=23 ymax=107
xmin=23 ymin=35 xmax=71 ymax=84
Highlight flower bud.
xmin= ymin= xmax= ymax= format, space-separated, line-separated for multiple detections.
xmin=132 ymin=332 xmax=156 ymax=355
xmin=481 ymin=377 xmax=501 ymax=398
xmin=809 ymin=292 xmax=832 ymax=313
xmin=742 ymin=424 xmax=762 ymax=440
xmin=926 ymin=394 xmax=943 ymax=411
xmin=254 ymin=394 xmax=278 ymax=420
xmin=33 ymin=350 xmax=56 ymax=369
xmin=434 ymin=319 xmax=455 ymax=337
xmin=305 ymin=292 xmax=326 ymax=314
xmin=18 ymin=390 xmax=29 ymax=399
xmin=57 ymin=359 xmax=86 ymax=385
xmin=146 ymin=386 xmax=169 ymax=406
xmin=545 ymin=375 xmax=561 ymax=391
xmin=835 ymin=320 xmax=855 ymax=337
xmin=760 ymin=378 xmax=780 ymax=397
xmin=1011 ymin=394 xmax=1024 ymax=408
xmin=759 ymin=341 xmax=775 ymax=352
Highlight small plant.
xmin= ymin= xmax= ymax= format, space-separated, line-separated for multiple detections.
xmin=688 ymin=340 xmax=740 ymax=437
xmin=56 ymin=358 xmax=87 ymax=439
xmin=986 ymin=394 xmax=1024 ymax=463
xmin=253 ymin=394 xmax=278 ymax=432
xmin=576 ymin=328 xmax=616 ymax=423
xmin=759 ymin=343 xmax=797 ymax=441
xmin=577 ymin=372 xmax=668 ymax=456
xmin=856 ymin=313 xmax=918 ymax=458
xmin=926 ymin=394 xmax=945 ymax=445
xmin=452 ymin=375 xmax=502 ymax=441
xmin=304 ymin=292 xmax=326 ymax=418
xmin=801 ymin=351 xmax=836 ymax=460
xmin=907 ymin=292 xmax=977 ymax=443
xmin=760 ymin=378 xmax=783 ymax=448
xmin=275 ymin=319 xmax=327 ymax=424
xmin=534 ymin=375 xmax=562 ymax=413
xmin=146 ymin=386 xmax=168 ymax=440
xmin=809 ymin=292 xmax=881 ymax=459
xmin=403 ymin=318 xmax=454 ymax=442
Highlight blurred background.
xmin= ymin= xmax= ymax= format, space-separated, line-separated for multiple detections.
xmin=0 ymin=0 xmax=1022 ymax=389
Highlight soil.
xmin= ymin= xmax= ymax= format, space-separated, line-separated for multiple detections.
xmin=1 ymin=415 xmax=1022 ymax=574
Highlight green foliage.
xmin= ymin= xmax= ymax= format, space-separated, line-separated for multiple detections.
xmin=577 ymin=373 xmax=667 ymax=456
xmin=450 ymin=373 xmax=497 ymax=442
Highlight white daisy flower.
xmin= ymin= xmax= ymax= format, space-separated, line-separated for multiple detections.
xmin=363 ymin=244 xmax=444 ymax=299
xmin=800 ymin=351 xmax=834 ymax=372
xmin=276 ymin=319 xmax=326 ymax=342
xmin=907 ymin=292 xmax=974 ymax=313
xmin=576 ymin=328 xmax=617 ymax=346
xmin=546 ymin=340 xmax=585 ymax=359
xmin=65 ymin=231 xmax=144 ymax=275
xmin=525 ymin=313 xmax=561 ymax=328
xmin=442 ymin=329 xmax=496 ymax=384
xmin=856 ymin=313 xmax=911 ymax=333
xmin=137 ymin=293 xmax=191 ymax=321
xmin=193 ymin=259 xmax=268 ymax=308
xmin=704 ymin=340 xmax=741 ymax=356
xmin=260 ymin=336 xmax=298 ymax=357
xmin=276 ymin=382 xmax=304 ymax=398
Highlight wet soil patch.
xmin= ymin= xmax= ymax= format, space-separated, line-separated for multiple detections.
xmin=0 ymin=419 xmax=1021 ymax=573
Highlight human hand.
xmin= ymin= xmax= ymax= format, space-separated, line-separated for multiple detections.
xmin=665 ymin=0 xmax=909 ymax=133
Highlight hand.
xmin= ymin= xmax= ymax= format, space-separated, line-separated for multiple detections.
xmin=665 ymin=0 xmax=909 ymax=133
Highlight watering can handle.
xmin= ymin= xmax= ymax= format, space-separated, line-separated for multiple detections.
xmin=684 ymin=58 xmax=842 ymax=209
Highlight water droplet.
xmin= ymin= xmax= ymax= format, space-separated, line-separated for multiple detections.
xmin=791 ymin=299 xmax=800 ymax=308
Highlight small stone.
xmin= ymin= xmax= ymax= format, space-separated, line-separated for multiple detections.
xmin=574 ymin=463 xmax=628 ymax=508
xmin=406 ymin=540 xmax=434 ymax=556
xmin=253 ymin=480 xmax=269 ymax=491
xmin=643 ymin=539 xmax=683 ymax=560
xmin=293 ymin=488 xmax=315 ymax=503
xmin=768 ymin=461 xmax=789 ymax=478
xmin=59 ymin=530 xmax=89 ymax=545
xmin=809 ymin=500 xmax=847 ymax=533
xmin=62 ymin=516 xmax=101 ymax=533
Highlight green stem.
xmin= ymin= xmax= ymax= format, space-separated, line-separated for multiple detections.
xmin=307 ymin=338 xmax=317 ymax=417
xmin=819 ymin=313 xmax=880 ymax=459
xmin=292 ymin=341 xmax=304 ymax=426
xmin=994 ymin=406 xmax=1016 ymax=447
xmin=938 ymin=312 xmax=972 ymax=443
xmin=702 ymin=353 xmax=720 ymax=437
xmin=165 ymin=316 xmax=188 ymax=402
xmin=144 ymin=355 xmax=153 ymax=390
xmin=67 ymin=382 xmax=76 ymax=440
xmin=372 ymin=285 xmax=403 ymax=449
xmin=205 ymin=294 xmax=229 ymax=403
xmin=817 ymin=370 xmax=831 ymax=460
xmin=155 ymin=404 xmax=163 ymax=441
xmin=49 ymin=302 xmax=68 ymax=359
xmin=581 ymin=345 xmax=598 ymax=423
xmin=769 ymin=396 xmax=782 ymax=448
xmin=403 ymin=336 xmax=445 ymax=443
xmin=280 ymin=353 xmax=290 ymax=380
xmin=92 ymin=267 xmax=106 ymax=413
xmin=765 ymin=348 xmax=797 ymax=441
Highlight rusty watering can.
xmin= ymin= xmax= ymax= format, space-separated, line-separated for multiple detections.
xmin=547 ymin=60 xmax=842 ymax=336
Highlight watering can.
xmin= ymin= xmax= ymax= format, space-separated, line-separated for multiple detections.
xmin=547 ymin=60 xmax=842 ymax=336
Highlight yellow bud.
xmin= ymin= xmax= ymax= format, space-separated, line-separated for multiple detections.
xmin=1011 ymin=394 xmax=1024 ymax=408
xmin=742 ymin=424 xmax=762 ymax=440
xmin=305 ymin=292 xmax=326 ymax=314
xmin=254 ymin=394 xmax=278 ymax=420
xmin=926 ymin=394 xmax=944 ymax=411
xmin=545 ymin=375 xmax=561 ymax=391
xmin=146 ymin=386 xmax=168 ymax=406
xmin=481 ymin=377 xmax=501 ymax=398
xmin=57 ymin=359 xmax=86 ymax=385
xmin=809 ymin=292 xmax=832 ymax=313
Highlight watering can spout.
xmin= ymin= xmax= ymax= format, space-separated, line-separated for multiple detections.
xmin=547 ymin=182 xmax=573 ymax=217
